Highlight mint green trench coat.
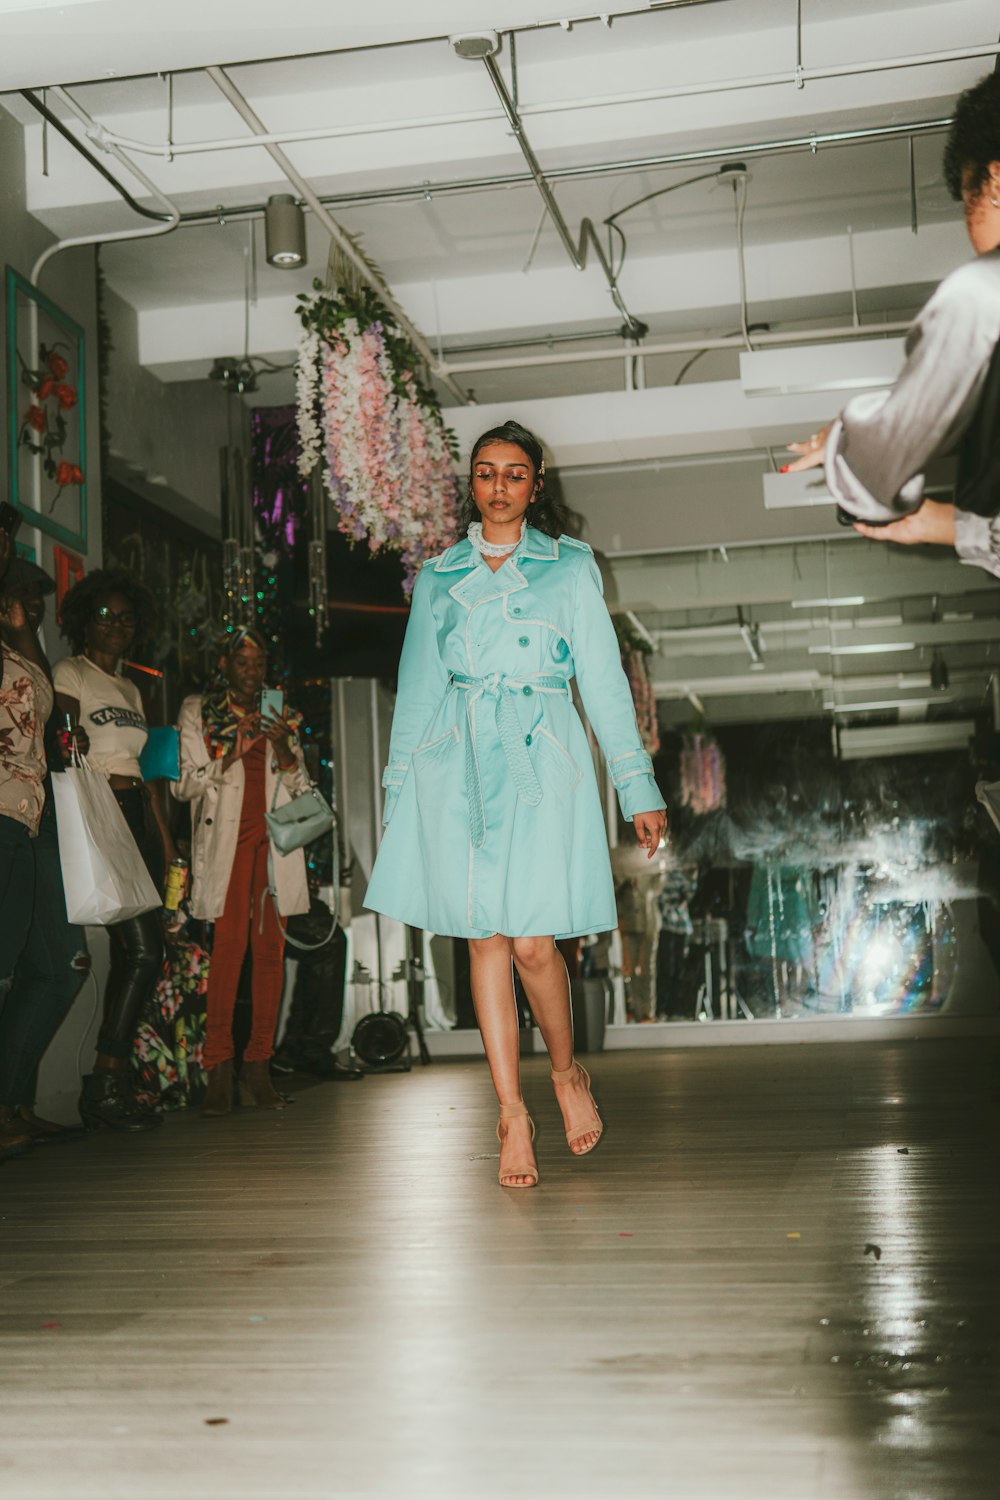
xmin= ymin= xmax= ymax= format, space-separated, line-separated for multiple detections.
xmin=364 ymin=527 xmax=666 ymax=939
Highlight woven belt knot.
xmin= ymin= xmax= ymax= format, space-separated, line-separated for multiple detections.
xmin=449 ymin=672 xmax=568 ymax=848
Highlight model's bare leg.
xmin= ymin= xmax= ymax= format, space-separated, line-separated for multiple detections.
xmin=512 ymin=936 xmax=601 ymax=1154
xmin=468 ymin=934 xmax=536 ymax=1186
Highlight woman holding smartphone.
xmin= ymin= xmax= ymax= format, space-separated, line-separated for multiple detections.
xmin=173 ymin=626 xmax=310 ymax=1116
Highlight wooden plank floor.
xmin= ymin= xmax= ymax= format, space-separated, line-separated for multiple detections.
xmin=1 ymin=1039 xmax=998 ymax=1500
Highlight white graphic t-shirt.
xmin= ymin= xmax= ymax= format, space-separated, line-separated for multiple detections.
xmin=53 ymin=654 xmax=148 ymax=778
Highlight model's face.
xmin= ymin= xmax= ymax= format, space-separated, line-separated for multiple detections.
xmin=87 ymin=590 xmax=136 ymax=657
xmin=224 ymin=642 xmax=267 ymax=700
xmin=962 ymin=162 xmax=1000 ymax=253
xmin=470 ymin=442 xmax=538 ymax=529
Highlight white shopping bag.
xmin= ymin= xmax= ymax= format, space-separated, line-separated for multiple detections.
xmin=51 ymin=762 xmax=161 ymax=925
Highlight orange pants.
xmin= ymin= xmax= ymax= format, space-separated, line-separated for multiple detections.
xmin=204 ymin=835 xmax=285 ymax=1069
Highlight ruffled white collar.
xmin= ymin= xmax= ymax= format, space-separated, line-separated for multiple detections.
xmin=467 ymin=520 xmax=526 ymax=559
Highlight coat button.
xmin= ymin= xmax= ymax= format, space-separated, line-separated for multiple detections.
xmin=512 ymin=606 xmax=522 ymax=615
xmin=518 ymin=636 xmax=529 ymax=647
xmin=205 ymin=817 xmax=213 ymax=826
xmin=522 ymin=685 xmax=533 ymax=696
xmin=525 ymin=734 xmax=532 ymax=745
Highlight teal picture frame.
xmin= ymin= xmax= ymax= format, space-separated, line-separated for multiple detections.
xmin=6 ymin=265 xmax=87 ymax=551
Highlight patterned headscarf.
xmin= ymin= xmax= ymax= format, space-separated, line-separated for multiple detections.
xmin=201 ymin=629 xmax=302 ymax=763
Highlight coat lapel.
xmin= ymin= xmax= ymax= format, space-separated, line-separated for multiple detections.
xmin=438 ymin=527 xmax=558 ymax=610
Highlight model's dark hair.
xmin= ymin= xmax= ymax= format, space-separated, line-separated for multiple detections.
xmin=457 ymin=419 xmax=565 ymax=539
xmin=944 ymin=71 xmax=1000 ymax=201
xmin=59 ymin=567 xmax=157 ymax=654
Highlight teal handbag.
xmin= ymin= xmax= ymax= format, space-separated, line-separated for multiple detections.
xmin=265 ymin=781 xmax=335 ymax=854
xmin=138 ymin=726 xmax=181 ymax=782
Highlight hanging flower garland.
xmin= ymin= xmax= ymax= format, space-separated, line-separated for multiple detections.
xmin=296 ymin=283 xmax=460 ymax=593
xmin=613 ymin=616 xmax=660 ymax=755
xmin=680 ymin=732 xmax=727 ymax=816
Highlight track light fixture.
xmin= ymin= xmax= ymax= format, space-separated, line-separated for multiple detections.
xmin=264 ymin=193 xmax=306 ymax=269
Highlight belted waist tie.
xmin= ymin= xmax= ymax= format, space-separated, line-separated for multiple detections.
xmin=449 ymin=672 xmax=570 ymax=849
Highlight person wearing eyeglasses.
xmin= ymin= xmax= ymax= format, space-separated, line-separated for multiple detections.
xmin=53 ymin=569 xmax=175 ymax=1132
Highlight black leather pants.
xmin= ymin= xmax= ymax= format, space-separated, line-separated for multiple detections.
xmin=97 ymin=788 xmax=164 ymax=1062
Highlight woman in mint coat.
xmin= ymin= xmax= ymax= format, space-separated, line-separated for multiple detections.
xmin=365 ymin=422 xmax=667 ymax=1188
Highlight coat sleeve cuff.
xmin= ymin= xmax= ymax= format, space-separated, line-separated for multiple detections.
xmin=609 ymin=750 xmax=666 ymax=822
xmin=954 ymin=509 xmax=1000 ymax=578
xmin=381 ymin=761 xmax=408 ymax=825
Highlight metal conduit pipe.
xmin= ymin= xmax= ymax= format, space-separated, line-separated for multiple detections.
xmin=21 ymin=89 xmax=171 ymax=223
xmin=169 ymin=114 xmax=952 ymax=227
xmin=443 ymin=320 xmax=914 ymax=376
xmin=205 ymin=65 xmax=469 ymax=406
xmin=31 ymin=85 xmax=180 ymax=285
xmin=479 ymin=52 xmax=646 ymax=338
xmin=82 ymin=42 xmax=995 ymax=160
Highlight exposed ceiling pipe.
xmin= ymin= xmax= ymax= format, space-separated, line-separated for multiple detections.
xmin=21 ymin=88 xmax=170 ymax=223
xmin=75 ymin=41 xmax=994 ymax=160
xmin=167 ymin=114 xmax=952 ymax=227
xmin=443 ymin=319 xmax=914 ymax=376
xmin=205 ymin=65 xmax=469 ymax=405
xmin=478 ymin=51 xmax=646 ymax=338
xmin=31 ymin=85 xmax=180 ymax=285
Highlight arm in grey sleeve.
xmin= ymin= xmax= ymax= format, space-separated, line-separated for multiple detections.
xmin=954 ymin=508 xmax=1000 ymax=580
xmin=825 ymin=258 xmax=1000 ymax=524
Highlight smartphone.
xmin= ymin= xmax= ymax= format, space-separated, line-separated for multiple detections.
xmin=260 ymin=687 xmax=284 ymax=721
xmin=0 ymin=501 xmax=22 ymax=539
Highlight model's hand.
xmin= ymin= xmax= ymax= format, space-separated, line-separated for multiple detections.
xmin=261 ymin=709 xmax=298 ymax=770
xmin=852 ymin=499 xmax=957 ymax=548
xmin=634 ymin=809 xmax=667 ymax=860
xmin=782 ymin=422 xmax=834 ymax=473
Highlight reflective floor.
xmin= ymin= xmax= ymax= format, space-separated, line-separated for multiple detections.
xmin=1 ymin=1040 xmax=998 ymax=1499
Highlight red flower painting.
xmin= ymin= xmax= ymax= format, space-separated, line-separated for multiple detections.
xmin=17 ymin=340 xmax=83 ymax=511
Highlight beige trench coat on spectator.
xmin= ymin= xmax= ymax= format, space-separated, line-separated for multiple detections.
xmin=172 ymin=694 xmax=311 ymax=921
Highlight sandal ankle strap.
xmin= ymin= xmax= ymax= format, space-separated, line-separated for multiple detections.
xmin=550 ymin=1061 xmax=579 ymax=1083
xmin=498 ymin=1101 xmax=529 ymax=1120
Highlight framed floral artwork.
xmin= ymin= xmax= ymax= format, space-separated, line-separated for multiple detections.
xmin=5 ymin=265 xmax=87 ymax=551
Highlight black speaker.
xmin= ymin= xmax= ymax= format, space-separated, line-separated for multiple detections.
xmin=351 ymin=1010 xmax=410 ymax=1069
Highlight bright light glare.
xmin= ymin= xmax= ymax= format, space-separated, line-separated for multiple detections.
xmin=809 ymin=642 xmax=916 ymax=656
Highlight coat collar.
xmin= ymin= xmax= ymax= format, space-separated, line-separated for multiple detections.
xmin=433 ymin=527 xmax=560 ymax=610
xmin=433 ymin=526 xmax=559 ymax=574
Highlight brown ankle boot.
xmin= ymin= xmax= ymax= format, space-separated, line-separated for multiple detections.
xmin=201 ymin=1060 xmax=234 ymax=1118
xmin=238 ymin=1060 xmax=286 ymax=1110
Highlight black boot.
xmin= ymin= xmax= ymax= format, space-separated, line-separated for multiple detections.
xmin=78 ymin=1072 xmax=162 ymax=1133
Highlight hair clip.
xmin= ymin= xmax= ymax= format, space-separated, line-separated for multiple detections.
xmin=539 ymin=459 xmax=546 ymax=476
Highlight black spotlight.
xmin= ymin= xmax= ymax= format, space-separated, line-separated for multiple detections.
xmin=264 ymin=194 xmax=307 ymax=269
xmin=351 ymin=1010 xmax=410 ymax=1071
xmin=931 ymin=650 xmax=950 ymax=691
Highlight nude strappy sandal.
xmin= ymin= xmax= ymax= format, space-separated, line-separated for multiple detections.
xmin=550 ymin=1060 xmax=603 ymax=1155
xmin=496 ymin=1102 xmax=538 ymax=1188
